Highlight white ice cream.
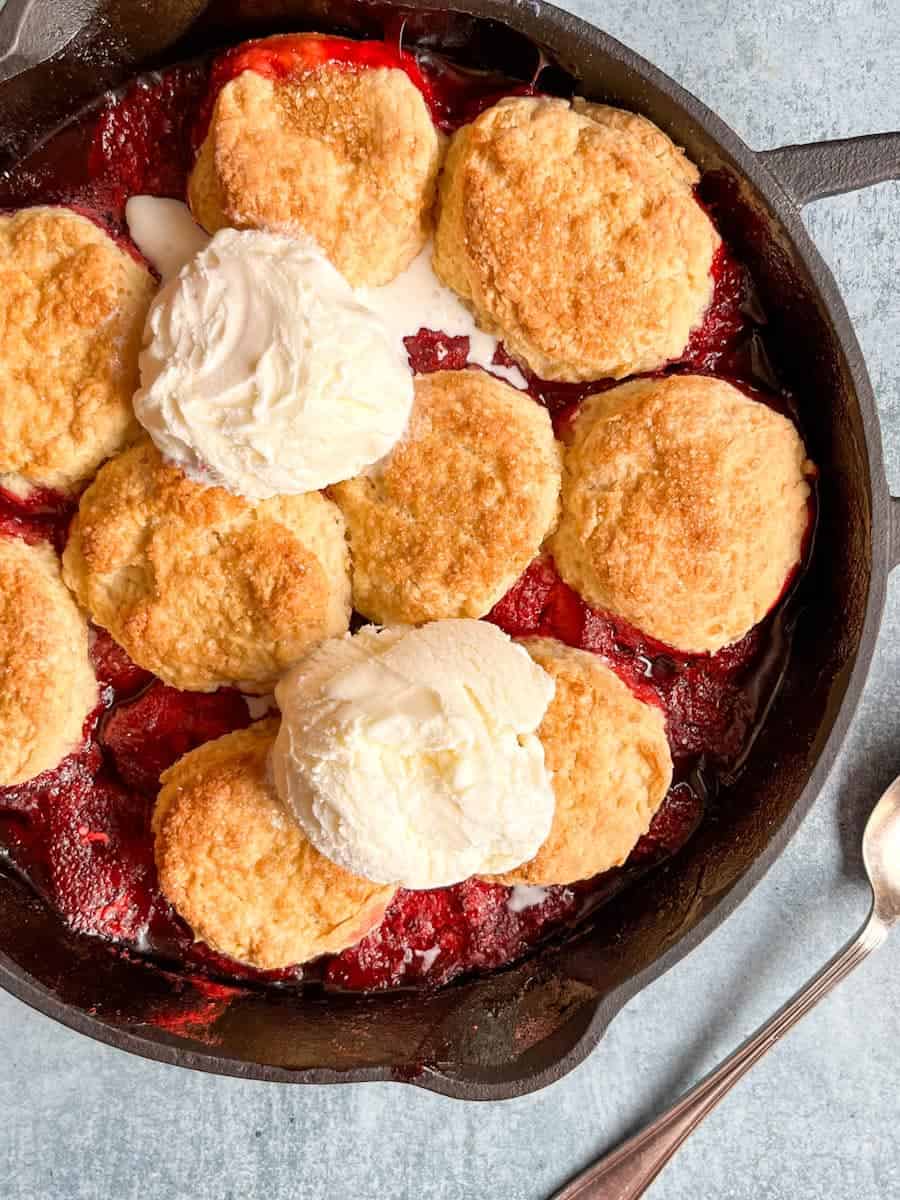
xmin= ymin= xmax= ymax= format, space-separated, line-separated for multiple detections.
xmin=271 ymin=620 xmax=556 ymax=889
xmin=134 ymin=228 xmax=414 ymax=499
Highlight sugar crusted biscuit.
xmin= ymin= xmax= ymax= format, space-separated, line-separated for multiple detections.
xmin=0 ymin=538 xmax=97 ymax=786
xmin=63 ymin=440 xmax=350 ymax=693
xmin=497 ymin=638 xmax=672 ymax=885
xmin=433 ymin=96 xmax=719 ymax=382
xmin=550 ymin=375 xmax=814 ymax=653
xmin=153 ymin=721 xmax=396 ymax=968
xmin=333 ymin=370 xmax=561 ymax=624
xmin=189 ymin=42 xmax=443 ymax=285
xmin=0 ymin=206 xmax=155 ymax=492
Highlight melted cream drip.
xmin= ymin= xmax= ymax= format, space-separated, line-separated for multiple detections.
xmin=507 ymin=885 xmax=549 ymax=913
xmin=125 ymin=196 xmax=210 ymax=278
xmin=243 ymin=694 xmax=276 ymax=720
xmin=360 ymin=243 xmax=528 ymax=390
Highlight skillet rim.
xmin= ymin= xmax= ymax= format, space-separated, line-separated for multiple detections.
xmin=0 ymin=0 xmax=891 ymax=1099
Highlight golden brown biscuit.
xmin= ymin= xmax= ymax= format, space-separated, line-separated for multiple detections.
xmin=189 ymin=47 xmax=443 ymax=285
xmin=332 ymin=370 xmax=561 ymax=623
xmin=153 ymin=721 xmax=396 ymax=969
xmin=0 ymin=537 xmax=97 ymax=785
xmin=550 ymin=375 xmax=814 ymax=653
xmin=63 ymin=440 xmax=350 ymax=693
xmin=0 ymin=206 xmax=155 ymax=492
xmin=497 ymin=638 xmax=672 ymax=886
xmin=433 ymin=97 xmax=719 ymax=381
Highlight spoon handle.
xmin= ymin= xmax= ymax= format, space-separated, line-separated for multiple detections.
xmin=552 ymin=911 xmax=888 ymax=1200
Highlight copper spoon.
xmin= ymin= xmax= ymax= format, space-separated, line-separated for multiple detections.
xmin=552 ymin=775 xmax=900 ymax=1200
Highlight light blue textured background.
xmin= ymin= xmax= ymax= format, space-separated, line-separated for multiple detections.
xmin=2 ymin=3 xmax=899 ymax=1197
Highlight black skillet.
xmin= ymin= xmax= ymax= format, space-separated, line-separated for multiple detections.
xmin=0 ymin=0 xmax=897 ymax=1100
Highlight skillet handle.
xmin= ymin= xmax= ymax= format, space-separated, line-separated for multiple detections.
xmin=761 ymin=134 xmax=900 ymax=572
xmin=759 ymin=133 xmax=900 ymax=205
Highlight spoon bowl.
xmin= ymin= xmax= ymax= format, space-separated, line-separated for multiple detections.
xmin=863 ymin=775 xmax=900 ymax=926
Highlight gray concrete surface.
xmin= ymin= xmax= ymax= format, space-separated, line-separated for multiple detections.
xmin=2 ymin=2 xmax=899 ymax=1197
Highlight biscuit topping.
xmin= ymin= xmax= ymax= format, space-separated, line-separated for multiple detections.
xmin=271 ymin=620 xmax=556 ymax=889
xmin=333 ymin=370 xmax=562 ymax=624
xmin=0 ymin=538 xmax=98 ymax=786
xmin=134 ymin=228 xmax=414 ymax=499
xmin=188 ymin=45 xmax=443 ymax=287
xmin=62 ymin=440 xmax=351 ymax=694
xmin=433 ymin=96 xmax=719 ymax=382
xmin=0 ymin=206 xmax=154 ymax=492
xmin=153 ymin=721 xmax=397 ymax=969
xmin=550 ymin=375 xmax=814 ymax=653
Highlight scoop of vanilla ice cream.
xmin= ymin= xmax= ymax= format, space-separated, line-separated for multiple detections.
xmin=134 ymin=228 xmax=413 ymax=499
xmin=271 ymin=620 xmax=556 ymax=889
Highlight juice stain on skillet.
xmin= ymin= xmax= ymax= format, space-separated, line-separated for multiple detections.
xmin=0 ymin=40 xmax=815 ymax=995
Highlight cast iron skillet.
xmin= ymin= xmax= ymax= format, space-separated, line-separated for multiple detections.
xmin=0 ymin=0 xmax=898 ymax=1101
